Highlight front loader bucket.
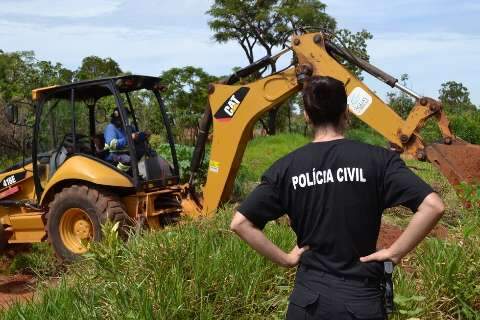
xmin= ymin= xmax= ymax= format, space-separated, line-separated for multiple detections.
xmin=425 ymin=138 xmax=480 ymax=186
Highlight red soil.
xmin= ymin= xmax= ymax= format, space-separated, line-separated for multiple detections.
xmin=377 ymin=221 xmax=449 ymax=273
xmin=0 ymin=274 xmax=35 ymax=308
xmin=377 ymin=221 xmax=449 ymax=249
xmin=377 ymin=223 xmax=403 ymax=249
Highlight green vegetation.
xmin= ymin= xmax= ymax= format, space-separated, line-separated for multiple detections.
xmin=2 ymin=210 xmax=297 ymax=319
xmin=207 ymin=0 xmax=372 ymax=135
xmin=241 ymin=133 xmax=309 ymax=180
xmin=346 ymin=126 xmax=386 ymax=147
xmin=152 ymin=141 xmax=211 ymax=183
xmin=1 ymin=131 xmax=479 ymax=319
xmin=8 ymin=243 xmax=57 ymax=276
xmin=390 ymin=208 xmax=480 ymax=319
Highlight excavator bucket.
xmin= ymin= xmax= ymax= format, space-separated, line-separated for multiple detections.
xmin=425 ymin=138 xmax=480 ymax=186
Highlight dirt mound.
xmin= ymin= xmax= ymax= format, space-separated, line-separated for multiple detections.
xmin=377 ymin=222 xmax=449 ymax=250
xmin=377 ymin=223 xmax=403 ymax=249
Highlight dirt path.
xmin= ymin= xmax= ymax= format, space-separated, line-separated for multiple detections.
xmin=0 ymin=274 xmax=35 ymax=308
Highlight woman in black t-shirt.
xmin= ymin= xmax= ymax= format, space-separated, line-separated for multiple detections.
xmin=230 ymin=76 xmax=445 ymax=320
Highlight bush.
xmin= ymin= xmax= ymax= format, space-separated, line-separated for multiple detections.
xmin=449 ymin=111 xmax=480 ymax=144
xmin=147 ymin=134 xmax=165 ymax=151
xmin=9 ymin=243 xmax=58 ymax=277
xmin=419 ymin=110 xmax=480 ymax=145
xmin=154 ymin=142 xmax=210 ymax=183
xmin=0 ymin=155 xmax=22 ymax=172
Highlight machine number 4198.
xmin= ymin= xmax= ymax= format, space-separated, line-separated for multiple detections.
xmin=1 ymin=172 xmax=26 ymax=189
xmin=2 ymin=175 xmax=17 ymax=188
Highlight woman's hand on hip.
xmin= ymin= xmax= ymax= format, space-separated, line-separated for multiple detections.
xmin=283 ymin=245 xmax=310 ymax=268
xmin=359 ymin=248 xmax=399 ymax=265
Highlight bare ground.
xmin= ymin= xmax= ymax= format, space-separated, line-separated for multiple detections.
xmin=0 ymin=274 xmax=35 ymax=308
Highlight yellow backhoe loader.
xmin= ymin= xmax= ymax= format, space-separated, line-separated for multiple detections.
xmin=1 ymin=31 xmax=479 ymax=260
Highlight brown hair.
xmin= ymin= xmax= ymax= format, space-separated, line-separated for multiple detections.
xmin=302 ymin=76 xmax=347 ymax=130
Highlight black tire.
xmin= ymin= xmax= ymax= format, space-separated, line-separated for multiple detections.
xmin=46 ymin=185 xmax=132 ymax=261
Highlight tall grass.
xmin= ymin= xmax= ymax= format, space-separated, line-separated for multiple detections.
xmin=2 ymin=209 xmax=297 ymax=319
xmin=2 ymin=131 xmax=479 ymax=319
xmin=390 ymin=206 xmax=480 ymax=319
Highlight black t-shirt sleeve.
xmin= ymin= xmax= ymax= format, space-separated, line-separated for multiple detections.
xmin=237 ymin=170 xmax=286 ymax=230
xmin=382 ymin=152 xmax=434 ymax=212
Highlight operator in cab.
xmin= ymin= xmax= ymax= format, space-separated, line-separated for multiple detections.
xmin=230 ymin=76 xmax=445 ymax=319
xmin=104 ymin=108 xmax=148 ymax=172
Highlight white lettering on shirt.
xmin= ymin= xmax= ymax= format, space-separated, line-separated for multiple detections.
xmin=337 ymin=168 xmax=344 ymax=182
xmin=291 ymin=167 xmax=367 ymax=190
xmin=299 ymin=174 xmax=307 ymax=188
xmin=292 ymin=176 xmax=299 ymax=190
xmin=316 ymin=170 xmax=323 ymax=184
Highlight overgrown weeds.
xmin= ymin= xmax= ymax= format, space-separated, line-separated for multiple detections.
xmin=2 ymin=208 xmax=297 ymax=319
xmin=1 ymin=131 xmax=479 ymax=319
xmin=8 ymin=243 xmax=58 ymax=277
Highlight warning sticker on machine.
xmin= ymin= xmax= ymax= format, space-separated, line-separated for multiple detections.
xmin=209 ymin=160 xmax=220 ymax=173
xmin=347 ymin=87 xmax=372 ymax=116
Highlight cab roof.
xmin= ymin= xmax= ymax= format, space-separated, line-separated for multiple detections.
xmin=31 ymin=75 xmax=164 ymax=102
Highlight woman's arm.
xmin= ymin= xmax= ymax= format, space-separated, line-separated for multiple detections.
xmin=360 ymin=192 xmax=445 ymax=264
xmin=230 ymin=211 xmax=309 ymax=268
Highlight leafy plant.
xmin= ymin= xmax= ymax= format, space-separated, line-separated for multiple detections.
xmin=155 ymin=143 xmax=210 ymax=183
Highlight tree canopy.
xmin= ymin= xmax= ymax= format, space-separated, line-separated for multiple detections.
xmin=439 ymin=81 xmax=476 ymax=112
xmin=207 ymin=0 xmax=372 ymax=134
xmin=208 ymin=0 xmax=336 ymax=63
xmin=157 ymin=66 xmax=219 ymax=142
xmin=76 ymin=56 xmax=123 ymax=80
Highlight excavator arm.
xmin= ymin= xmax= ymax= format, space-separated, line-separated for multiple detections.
xmin=191 ymin=32 xmax=480 ymax=215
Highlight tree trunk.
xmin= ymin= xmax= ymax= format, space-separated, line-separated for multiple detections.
xmin=267 ymin=108 xmax=278 ymax=135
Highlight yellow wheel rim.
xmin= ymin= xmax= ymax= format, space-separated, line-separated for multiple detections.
xmin=59 ymin=208 xmax=94 ymax=254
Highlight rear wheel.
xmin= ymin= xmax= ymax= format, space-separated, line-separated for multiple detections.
xmin=46 ymin=185 xmax=132 ymax=261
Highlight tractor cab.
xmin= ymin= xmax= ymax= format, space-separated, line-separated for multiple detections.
xmin=28 ymin=75 xmax=180 ymax=198
xmin=0 ymin=75 xmax=192 ymax=260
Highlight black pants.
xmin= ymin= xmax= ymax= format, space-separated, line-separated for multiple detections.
xmin=286 ymin=265 xmax=386 ymax=320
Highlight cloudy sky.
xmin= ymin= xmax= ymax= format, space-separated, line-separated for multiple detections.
xmin=1 ymin=0 xmax=479 ymax=104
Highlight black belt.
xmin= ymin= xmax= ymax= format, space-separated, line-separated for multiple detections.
xmin=298 ymin=264 xmax=382 ymax=287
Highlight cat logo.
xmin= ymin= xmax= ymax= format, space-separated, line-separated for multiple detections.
xmin=224 ymin=95 xmax=241 ymax=116
xmin=214 ymin=87 xmax=250 ymax=121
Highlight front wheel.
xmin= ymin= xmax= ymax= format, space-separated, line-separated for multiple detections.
xmin=46 ymin=185 xmax=132 ymax=261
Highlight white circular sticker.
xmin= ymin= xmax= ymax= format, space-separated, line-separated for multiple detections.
xmin=347 ymin=87 xmax=372 ymax=116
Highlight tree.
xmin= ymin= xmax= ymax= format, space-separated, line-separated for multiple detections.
xmin=386 ymin=74 xmax=415 ymax=119
xmin=76 ymin=56 xmax=122 ymax=80
xmin=152 ymin=66 xmax=218 ymax=143
xmin=439 ymin=81 xmax=476 ymax=113
xmin=34 ymin=60 xmax=74 ymax=87
xmin=207 ymin=0 xmax=372 ymax=134
xmin=0 ymin=51 xmax=75 ymax=163
xmin=0 ymin=51 xmax=37 ymax=102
